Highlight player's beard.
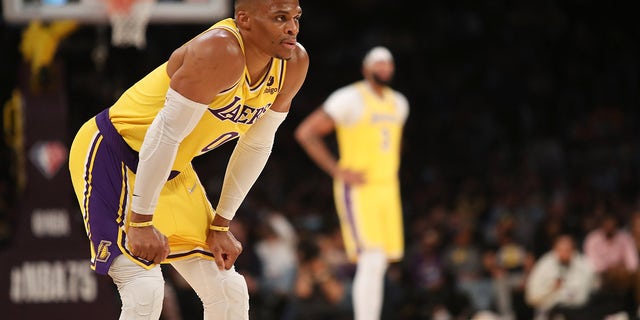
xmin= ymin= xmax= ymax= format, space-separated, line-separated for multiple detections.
xmin=372 ymin=73 xmax=393 ymax=86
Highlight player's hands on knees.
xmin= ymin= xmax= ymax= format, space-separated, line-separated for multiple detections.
xmin=127 ymin=214 xmax=170 ymax=264
xmin=206 ymin=228 xmax=242 ymax=270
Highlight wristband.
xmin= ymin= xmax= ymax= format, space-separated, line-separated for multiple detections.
xmin=209 ymin=225 xmax=230 ymax=232
xmin=129 ymin=220 xmax=153 ymax=228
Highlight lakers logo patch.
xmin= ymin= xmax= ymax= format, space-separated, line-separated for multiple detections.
xmin=96 ymin=240 xmax=112 ymax=263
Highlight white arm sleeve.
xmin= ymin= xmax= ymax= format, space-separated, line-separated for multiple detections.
xmin=215 ymin=109 xmax=287 ymax=220
xmin=131 ymin=88 xmax=208 ymax=214
xmin=394 ymin=91 xmax=410 ymax=124
xmin=322 ymin=85 xmax=363 ymax=126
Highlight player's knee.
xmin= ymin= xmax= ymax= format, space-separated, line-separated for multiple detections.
xmin=221 ymin=270 xmax=249 ymax=307
xmin=201 ymin=269 xmax=249 ymax=319
xmin=358 ymin=249 xmax=387 ymax=276
xmin=119 ymin=276 xmax=165 ymax=319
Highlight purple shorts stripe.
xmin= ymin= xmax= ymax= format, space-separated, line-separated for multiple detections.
xmin=168 ymin=249 xmax=214 ymax=260
xmin=83 ymin=133 xmax=129 ymax=274
xmin=343 ymin=183 xmax=361 ymax=252
xmin=116 ymin=162 xmax=128 ymax=226
xmin=82 ymin=133 xmax=103 ymax=238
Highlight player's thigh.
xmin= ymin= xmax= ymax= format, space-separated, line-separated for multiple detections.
xmin=69 ymin=119 xmax=102 ymax=203
xmin=353 ymin=183 xmax=403 ymax=248
xmin=69 ymin=119 xmax=135 ymax=273
xmin=379 ymin=183 xmax=404 ymax=258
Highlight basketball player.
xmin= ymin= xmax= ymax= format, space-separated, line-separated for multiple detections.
xmin=294 ymin=46 xmax=408 ymax=320
xmin=68 ymin=0 xmax=308 ymax=318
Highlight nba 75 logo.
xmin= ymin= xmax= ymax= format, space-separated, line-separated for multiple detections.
xmin=29 ymin=141 xmax=68 ymax=179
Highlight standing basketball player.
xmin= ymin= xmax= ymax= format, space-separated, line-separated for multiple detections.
xmin=68 ymin=0 xmax=308 ymax=318
xmin=295 ymin=46 xmax=408 ymax=320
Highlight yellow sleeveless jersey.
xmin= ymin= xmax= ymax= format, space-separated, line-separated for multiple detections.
xmin=335 ymin=82 xmax=404 ymax=184
xmin=108 ymin=18 xmax=286 ymax=173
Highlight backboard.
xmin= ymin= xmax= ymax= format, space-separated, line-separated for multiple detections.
xmin=2 ymin=0 xmax=231 ymax=24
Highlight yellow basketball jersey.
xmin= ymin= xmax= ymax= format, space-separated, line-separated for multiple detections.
xmin=108 ymin=18 xmax=286 ymax=173
xmin=335 ymin=82 xmax=403 ymax=183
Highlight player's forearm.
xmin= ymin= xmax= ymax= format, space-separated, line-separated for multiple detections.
xmin=215 ymin=109 xmax=287 ymax=220
xmin=131 ymin=88 xmax=208 ymax=215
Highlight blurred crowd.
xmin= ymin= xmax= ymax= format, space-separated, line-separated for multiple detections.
xmin=2 ymin=0 xmax=640 ymax=319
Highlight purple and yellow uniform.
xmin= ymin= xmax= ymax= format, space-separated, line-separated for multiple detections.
xmin=68 ymin=18 xmax=287 ymax=274
xmin=323 ymin=81 xmax=408 ymax=262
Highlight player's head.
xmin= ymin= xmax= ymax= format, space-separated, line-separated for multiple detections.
xmin=362 ymin=46 xmax=395 ymax=86
xmin=234 ymin=0 xmax=302 ymax=60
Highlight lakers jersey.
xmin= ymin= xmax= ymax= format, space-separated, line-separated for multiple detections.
xmin=108 ymin=18 xmax=287 ymax=173
xmin=324 ymin=81 xmax=408 ymax=184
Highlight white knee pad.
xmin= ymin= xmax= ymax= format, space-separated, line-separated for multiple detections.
xmin=108 ymin=255 xmax=164 ymax=320
xmin=170 ymin=258 xmax=249 ymax=320
xmin=215 ymin=269 xmax=249 ymax=320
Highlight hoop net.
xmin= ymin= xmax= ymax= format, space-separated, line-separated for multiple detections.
xmin=104 ymin=0 xmax=155 ymax=49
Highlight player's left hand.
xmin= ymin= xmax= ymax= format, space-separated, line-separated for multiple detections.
xmin=206 ymin=229 xmax=243 ymax=270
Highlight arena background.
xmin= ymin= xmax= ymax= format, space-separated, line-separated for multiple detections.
xmin=1 ymin=0 xmax=640 ymax=319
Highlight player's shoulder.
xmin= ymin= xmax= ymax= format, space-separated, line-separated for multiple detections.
xmin=284 ymin=42 xmax=310 ymax=76
xmin=325 ymin=82 xmax=361 ymax=106
xmin=291 ymin=42 xmax=309 ymax=63
xmin=194 ymin=27 xmax=243 ymax=55
xmin=392 ymin=89 xmax=409 ymax=106
xmin=187 ymin=27 xmax=245 ymax=70
xmin=332 ymin=81 xmax=360 ymax=96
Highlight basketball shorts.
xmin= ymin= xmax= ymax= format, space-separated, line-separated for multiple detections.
xmin=333 ymin=180 xmax=404 ymax=262
xmin=68 ymin=110 xmax=215 ymax=274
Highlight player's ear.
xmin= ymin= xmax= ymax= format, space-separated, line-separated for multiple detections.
xmin=235 ymin=10 xmax=250 ymax=29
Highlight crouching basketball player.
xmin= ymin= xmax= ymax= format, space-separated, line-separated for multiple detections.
xmin=68 ymin=0 xmax=308 ymax=318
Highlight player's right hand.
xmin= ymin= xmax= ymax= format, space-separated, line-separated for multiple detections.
xmin=127 ymin=223 xmax=170 ymax=264
xmin=335 ymin=168 xmax=366 ymax=185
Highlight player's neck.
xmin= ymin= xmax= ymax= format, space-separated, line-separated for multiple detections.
xmin=365 ymin=80 xmax=386 ymax=98
xmin=243 ymin=46 xmax=273 ymax=86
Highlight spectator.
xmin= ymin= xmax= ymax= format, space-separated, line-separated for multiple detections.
xmin=525 ymin=234 xmax=595 ymax=320
xmin=254 ymin=210 xmax=299 ymax=318
xmin=405 ymin=227 xmax=466 ymax=319
xmin=583 ymin=213 xmax=638 ymax=317
xmin=485 ymin=225 xmax=535 ymax=320
xmin=442 ymin=224 xmax=493 ymax=313
xmin=630 ymin=212 xmax=640 ymax=315
xmin=289 ymin=237 xmax=350 ymax=320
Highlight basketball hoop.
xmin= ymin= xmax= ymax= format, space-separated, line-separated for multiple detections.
xmin=104 ymin=0 xmax=155 ymax=49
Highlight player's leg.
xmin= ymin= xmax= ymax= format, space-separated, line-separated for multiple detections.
xmin=334 ymin=181 xmax=388 ymax=320
xmin=108 ymin=255 xmax=165 ymax=320
xmin=170 ymin=257 xmax=249 ymax=320
xmin=353 ymin=249 xmax=387 ymax=320
xmin=69 ymin=118 xmax=164 ymax=319
xmin=380 ymin=181 xmax=404 ymax=262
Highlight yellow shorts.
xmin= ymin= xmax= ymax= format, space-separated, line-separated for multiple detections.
xmin=69 ymin=116 xmax=215 ymax=274
xmin=333 ymin=180 xmax=404 ymax=262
